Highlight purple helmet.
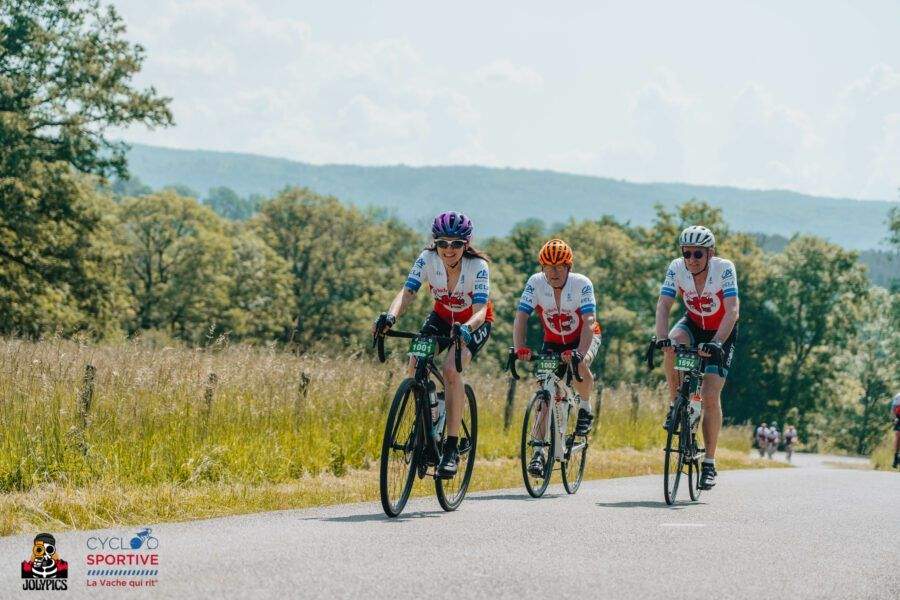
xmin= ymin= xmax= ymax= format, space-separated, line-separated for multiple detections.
xmin=431 ymin=211 xmax=473 ymax=240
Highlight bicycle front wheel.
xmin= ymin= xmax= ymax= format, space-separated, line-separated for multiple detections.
xmin=521 ymin=392 xmax=554 ymax=498
xmin=663 ymin=405 xmax=685 ymax=505
xmin=379 ymin=378 xmax=421 ymax=517
xmin=561 ymin=401 xmax=588 ymax=494
xmin=435 ymin=384 xmax=478 ymax=511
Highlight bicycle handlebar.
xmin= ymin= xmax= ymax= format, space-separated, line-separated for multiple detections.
xmin=373 ymin=328 xmax=459 ymax=369
xmin=645 ymin=336 xmax=724 ymax=377
xmin=506 ymin=347 xmax=583 ymax=382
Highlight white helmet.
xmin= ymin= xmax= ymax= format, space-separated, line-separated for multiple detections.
xmin=679 ymin=225 xmax=715 ymax=248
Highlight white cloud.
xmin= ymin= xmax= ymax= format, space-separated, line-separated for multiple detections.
xmin=470 ymin=59 xmax=544 ymax=89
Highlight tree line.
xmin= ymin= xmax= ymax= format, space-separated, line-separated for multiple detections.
xmin=2 ymin=0 xmax=898 ymax=453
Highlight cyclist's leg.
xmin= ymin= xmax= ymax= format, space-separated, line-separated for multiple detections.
xmin=665 ymin=318 xmax=694 ymax=400
xmin=698 ymin=326 xmax=736 ymax=460
xmin=441 ymin=321 xmax=491 ymax=437
xmin=572 ymin=333 xmax=600 ymax=401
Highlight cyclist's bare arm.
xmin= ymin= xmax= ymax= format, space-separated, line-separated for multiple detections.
xmin=577 ymin=312 xmax=597 ymax=356
xmin=512 ymin=310 xmax=529 ymax=349
xmin=388 ymin=287 xmax=417 ymax=320
xmin=711 ymin=296 xmax=739 ymax=344
xmin=464 ymin=303 xmax=487 ymax=330
xmin=655 ymin=295 xmax=676 ymax=350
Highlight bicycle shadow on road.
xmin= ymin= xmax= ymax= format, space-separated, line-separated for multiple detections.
xmin=595 ymin=500 xmax=706 ymax=510
xmin=301 ymin=510 xmax=445 ymax=524
xmin=467 ymin=492 xmax=563 ymax=502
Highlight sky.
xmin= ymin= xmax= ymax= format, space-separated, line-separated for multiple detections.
xmin=112 ymin=0 xmax=900 ymax=201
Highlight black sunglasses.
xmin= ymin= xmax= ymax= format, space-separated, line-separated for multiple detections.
xmin=682 ymin=250 xmax=706 ymax=260
xmin=435 ymin=239 xmax=466 ymax=249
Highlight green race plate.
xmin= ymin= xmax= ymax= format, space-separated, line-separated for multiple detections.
xmin=675 ymin=353 xmax=701 ymax=371
xmin=408 ymin=338 xmax=436 ymax=358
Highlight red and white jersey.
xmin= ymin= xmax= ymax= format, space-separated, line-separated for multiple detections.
xmin=405 ymin=250 xmax=493 ymax=325
xmin=892 ymin=394 xmax=900 ymax=417
xmin=660 ymin=256 xmax=738 ymax=331
xmin=517 ymin=272 xmax=601 ymax=344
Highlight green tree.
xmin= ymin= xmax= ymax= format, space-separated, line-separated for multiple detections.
xmin=0 ymin=0 xmax=172 ymax=178
xmin=119 ymin=192 xmax=232 ymax=343
xmin=253 ymin=188 xmax=421 ymax=348
xmin=206 ymin=187 xmax=258 ymax=221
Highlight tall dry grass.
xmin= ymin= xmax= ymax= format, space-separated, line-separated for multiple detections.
xmin=0 ymin=337 xmax=769 ymax=532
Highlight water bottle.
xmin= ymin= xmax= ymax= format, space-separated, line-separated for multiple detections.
xmin=428 ymin=381 xmax=438 ymax=422
xmin=689 ymin=394 xmax=702 ymax=428
xmin=433 ymin=392 xmax=446 ymax=437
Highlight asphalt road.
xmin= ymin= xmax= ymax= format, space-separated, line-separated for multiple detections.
xmin=2 ymin=454 xmax=898 ymax=599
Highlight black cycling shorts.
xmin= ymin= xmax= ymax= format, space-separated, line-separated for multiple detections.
xmin=672 ymin=317 xmax=737 ymax=378
xmin=420 ymin=311 xmax=491 ymax=357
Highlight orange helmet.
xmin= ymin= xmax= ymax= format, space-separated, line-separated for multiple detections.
xmin=538 ymin=239 xmax=573 ymax=266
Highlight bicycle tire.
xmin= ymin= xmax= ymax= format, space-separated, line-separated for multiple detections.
xmin=663 ymin=402 xmax=685 ymax=505
xmin=435 ymin=384 xmax=478 ymax=511
xmin=379 ymin=378 xmax=421 ymax=517
xmin=521 ymin=392 xmax=554 ymax=498
xmin=561 ymin=401 xmax=588 ymax=494
xmin=687 ymin=419 xmax=702 ymax=502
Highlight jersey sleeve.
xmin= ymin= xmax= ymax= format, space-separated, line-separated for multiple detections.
xmin=517 ymin=274 xmax=539 ymax=314
xmin=577 ymin=276 xmax=596 ymax=314
xmin=720 ymin=260 xmax=738 ymax=299
xmin=472 ymin=260 xmax=490 ymax=305
xmin=660 ymin=259 xmax=678 ymax=298
xmin=404 ymin=251 xmax=429 ymax=292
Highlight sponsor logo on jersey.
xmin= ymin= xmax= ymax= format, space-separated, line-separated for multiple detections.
xmin=581 ymin=285 xmax=592 ymax=295
xmin=722 ymin=268 xmax=733 ymax=280
xmin=543 ymin=310 xmax=578 ymax=335
xmin=525 ymin=284 xmax=535 ymax=294
xmin=476 ymin=269 xmax=488 ymax=279
xmin=415 ymin=258 xmax=426 ymax=268
xmin=685 ymin=293 xmax=719 ymax=315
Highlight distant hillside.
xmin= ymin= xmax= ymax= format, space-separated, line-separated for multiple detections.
xmin=125 ymin=143 xmax=898 ymax=250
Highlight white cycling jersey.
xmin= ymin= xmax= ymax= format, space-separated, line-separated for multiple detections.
xmin=405 ymin=250 xmax=493 ymax=324
xmin=660 ymin=256 xmax=738 ymax=331
xmin=892 ymin=394 xmax=900 ymax=416
xmin=517 ymin=272 xmax=600 ymax=345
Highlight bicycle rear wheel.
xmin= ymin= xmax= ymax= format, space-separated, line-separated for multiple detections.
xmin=663 ymin=403 xmax=686 ymax=505
xmin=561 ymin=401 xmax=588 ymax=494
xmin=379 ymin=378 xmax=421 ymax=517
xmin=435 ymin=384 xmax=478 ymax=511
xmin=521 ymin=392 xmax=554 ymax=498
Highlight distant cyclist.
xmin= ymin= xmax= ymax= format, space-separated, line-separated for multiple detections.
xmin=766 ymin=421 xmax=780 ymax=459
xmin=755 ymin=422 xmax=768 ymax=458
xmin=654 ymin=226 xmax=739 ymax=490
xmin=373 ymin=211 xmax=493 ymax=478
xmin=783 ymin=425 xmax=798 ymax=462
xmin=513 ymin=239 xmax=602 ymax=477
xmin=891 ymin=393 xmax=900 ymax=469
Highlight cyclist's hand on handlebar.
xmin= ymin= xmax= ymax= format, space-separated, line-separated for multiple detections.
xmin=372 ymin=312 xmax=396 ymax=336
xmin=698 ymin=341 xmax=723 ymax=361
xmin=561 ymin=349 xmax=583 ymax=364
xmin=515 ymin=347 xmax=532 ymax=361
xmin=655 ymin=337 xmax=674 ymax=354
xmin=457 ymin=324 xmax=473 ymax=345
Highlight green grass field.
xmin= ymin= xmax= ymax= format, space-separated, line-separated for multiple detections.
xmin=0 ymin=338 xmax=777 ymax=535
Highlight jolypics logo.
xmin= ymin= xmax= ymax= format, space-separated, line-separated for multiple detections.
xmin=21 ymin=533 xmax=69 ymax=591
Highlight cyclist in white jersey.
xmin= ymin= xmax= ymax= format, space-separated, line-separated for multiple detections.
xmin=373 ymin=211 xmax=493 ymax=478
xmin=513 ymin=239 xmax=602 ymax=477
xmin=654 ymin=226 xmax=739 ymax=490
xmin=891 ymin=393 xmax=900 ymax=468
xmin=755 ymin=423 xmax=768 ymax=457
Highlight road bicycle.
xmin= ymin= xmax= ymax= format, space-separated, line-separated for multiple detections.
xmin=647 ymin=338 xmax=722 ymax=505
xmin=507 ymin=347 xmax=588 ymax=498
xmin=374 ymin=325 xmax=477 ymax=517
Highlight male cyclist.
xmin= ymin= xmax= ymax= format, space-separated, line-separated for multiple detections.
xmin=654 ymin=226 xmax=739 ymax=490
xmin=373 ymin=211 xmax=492 ymax=478
xmin=513 ymin=239 xmax=602 ymax=477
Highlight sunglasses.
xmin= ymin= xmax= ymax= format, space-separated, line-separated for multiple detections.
xmin=435 ymin=239 xmax=467 ymax=249
xmin=682 ymin=250 xmax=706 ymax=260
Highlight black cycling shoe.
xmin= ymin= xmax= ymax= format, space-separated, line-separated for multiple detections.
xmin=574 ymin=408 xmax=593 ymax=436
xmin=662 ymin=404 xmax=675 ymax=431
xmin=527 ymin=450 xmax=546 ymax=477
xmin=698 ymin=462 xmax=717 ymax=490
xmin=437 ymin=449 xmax=459 ymax=479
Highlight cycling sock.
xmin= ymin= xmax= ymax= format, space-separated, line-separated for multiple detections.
xmin=702 ymin=457 xmax=715 ymax=466
xmin=445 ymin=436 xmax=458 ymax=453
